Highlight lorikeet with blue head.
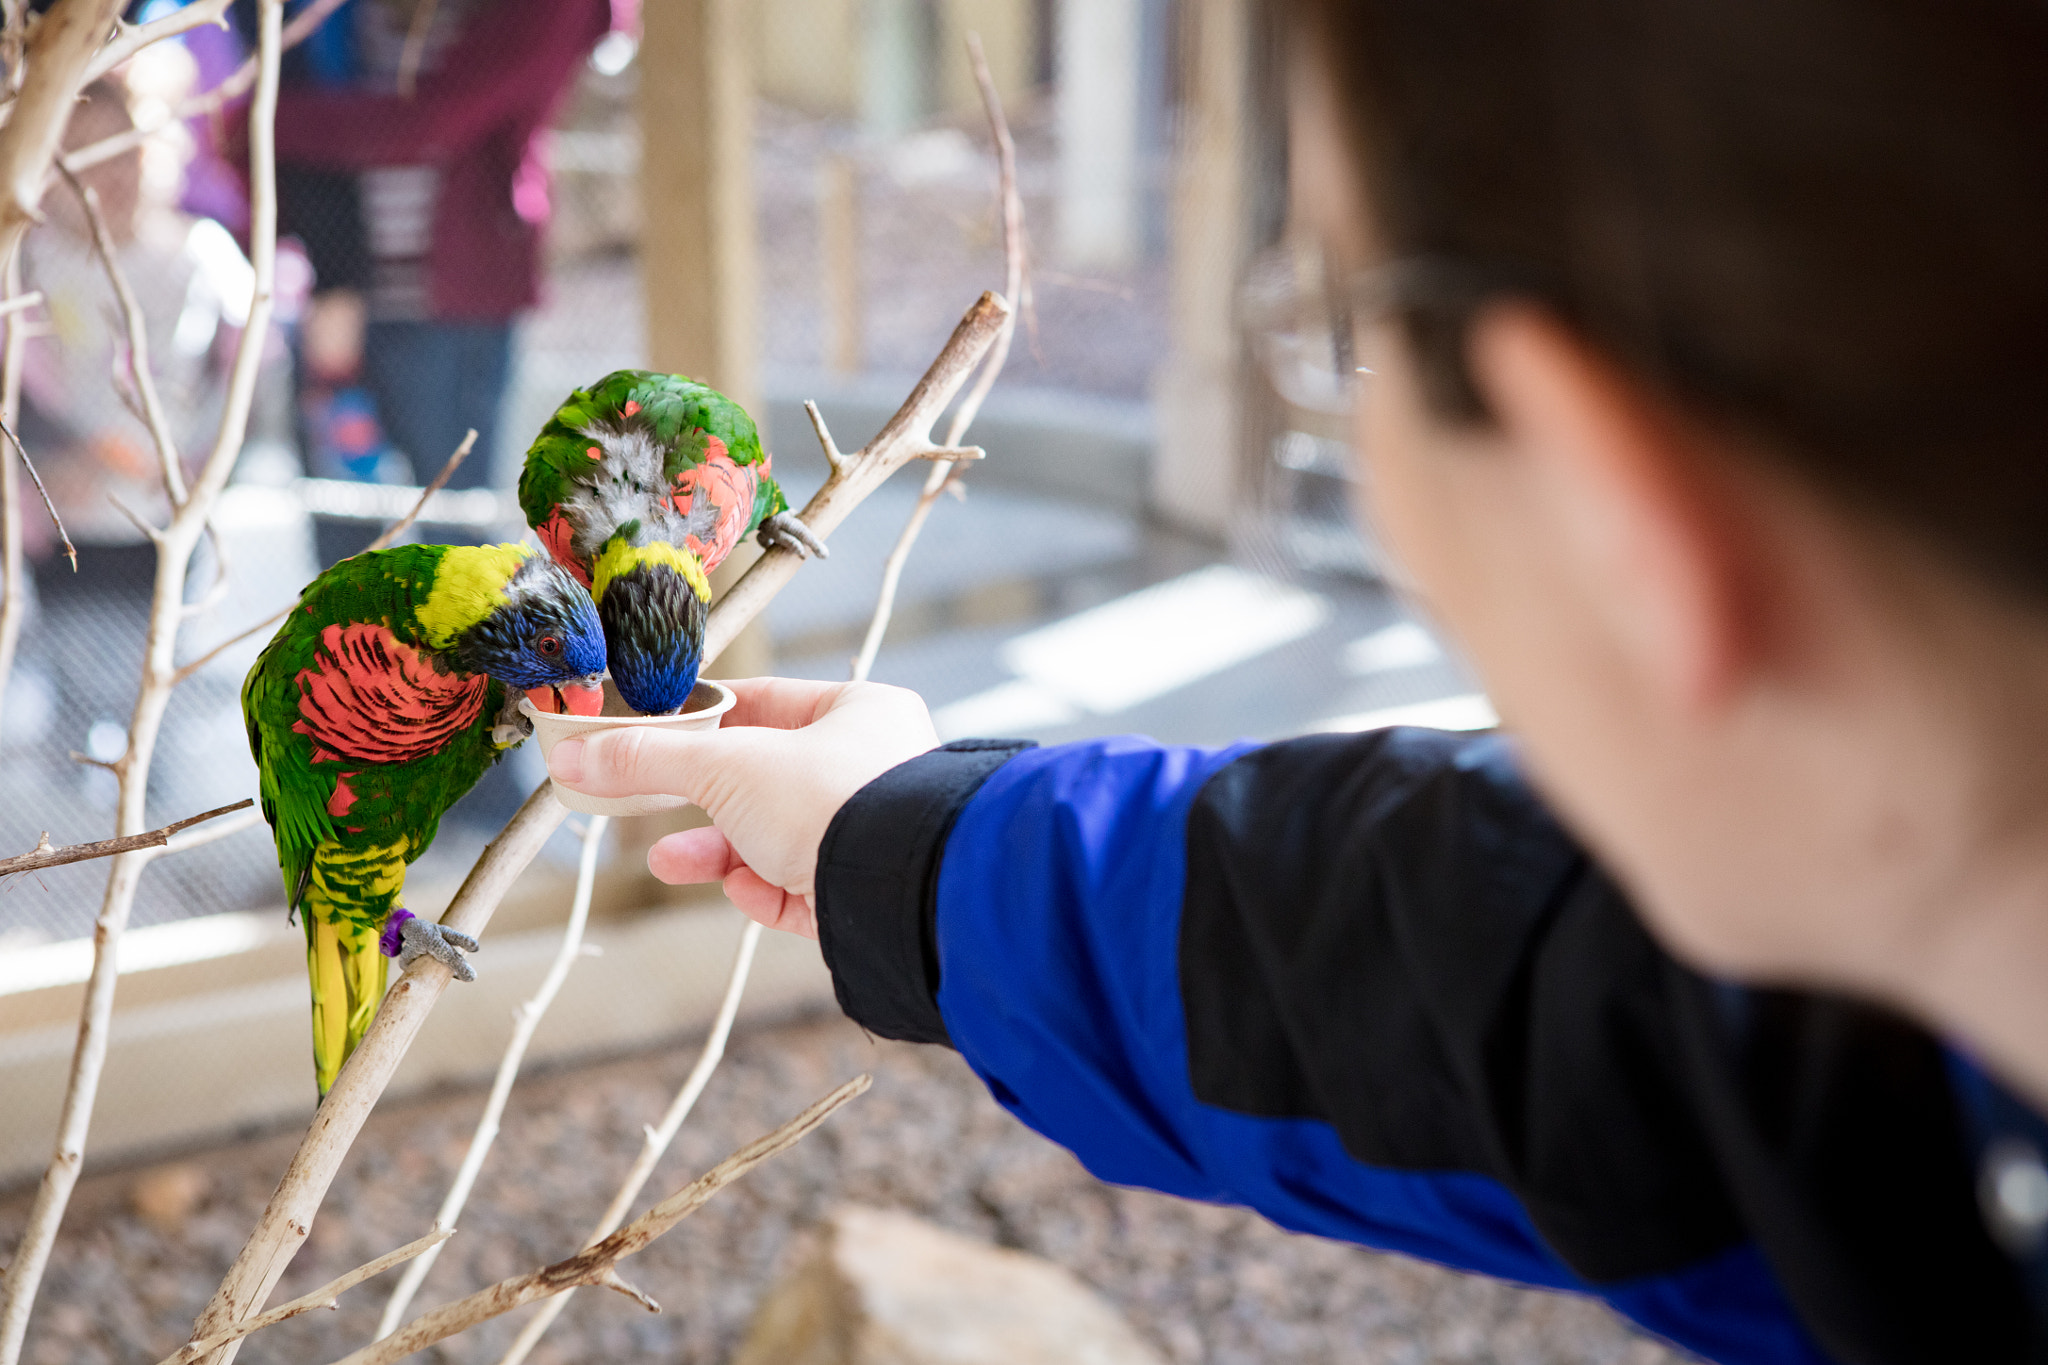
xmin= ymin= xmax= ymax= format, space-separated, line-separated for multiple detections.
xmin=517 ymin=370 xmax=824 ymax=715
xmin=242 ymin=543 xmax=606 ymax=1096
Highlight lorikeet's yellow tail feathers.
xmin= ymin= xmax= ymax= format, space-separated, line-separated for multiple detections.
xmin=305 ymin=913 xmax=388 ymax=1096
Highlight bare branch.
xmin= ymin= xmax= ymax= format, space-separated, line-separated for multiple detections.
xmin=182 ymin=519 xmax=232 ymax=621
xmin=61 ymin=166 xmax=184 ymax=505
xmin=0 ymin=0 xmax=129 ymax=271
xmin=146 ymin=806 xmax=264 ymax=863
xmin=705 ymin=290 xmax=1010 ymax=670
xmin=65 ymin=749 xmax=117 ymax=773
xmin=326 ymin=1077 xmax=870 ymax=1365
xmin=0 ymin=412 xmax=75 ymax=571
xmin=0 ymin=255 xmax=31 ymax=724
xmin=170 ymin=429 xmax=476 ymax=686
xmin=851 ymin=33 xmax=1026 ymax=683
xmin=359 ymin=428 xmax=474 ymax=554
xmin=0 ymin=290 xmax=39 ymax=316
xmin=496 ymin=917 xmax=764 ymax=1364
xmin=0 ymin=800 xmax=252 ymax=877
xmin=155 ymin=1231 xmax=452 ymax=1365
xmin=82 ymin=0 xmax=231 ymax=87
xmin=0 ymin=2 xmax=282 ymax=1355
xmin=62 ymin=0 xmax=348 ymax=175
xmin=803 ymin=399 xmax=844 ymax=473
xmin=373 ymin=814 xmax=611 ymax=1338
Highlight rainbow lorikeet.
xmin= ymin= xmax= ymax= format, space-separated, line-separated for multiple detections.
xmin=242 ymin=544 xmax=606 ymax=1095
xmin=517 ymin=370 xmax=824 ymax=715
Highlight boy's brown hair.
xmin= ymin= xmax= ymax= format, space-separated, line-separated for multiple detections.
xmin=1286 ymin=0 xmax=2048 ymax=598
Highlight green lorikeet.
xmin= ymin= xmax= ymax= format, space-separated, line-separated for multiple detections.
xmin=517 ymin=370 xmax=824 ymax=714
xmin=242 ymin=543 xmax=606 ymax=1096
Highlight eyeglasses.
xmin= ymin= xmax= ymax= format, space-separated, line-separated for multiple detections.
xmin=1243 ymin=252 xmax=1549 ymax=418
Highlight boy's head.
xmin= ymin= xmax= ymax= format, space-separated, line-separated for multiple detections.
xmin=1282 ymin=2 xmax=2048 ymax=1011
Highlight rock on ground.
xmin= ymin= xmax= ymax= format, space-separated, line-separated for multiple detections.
xmin=735 ymin=1203 xmax=1167 ymax=1365
xmin=0 ymin=1012 xmax=1685 ymax=1365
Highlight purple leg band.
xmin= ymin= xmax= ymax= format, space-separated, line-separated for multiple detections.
xmin=379 ymin=908 xmax=416 ymax=958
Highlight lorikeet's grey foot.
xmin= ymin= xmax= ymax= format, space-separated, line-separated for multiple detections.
xmin=758 ymin=511 xmax=827 ymax=560
xmin=491 ymin=690 xmax=534 ymax=747
xmin=381 ymin=909 xmax=479 ymax=982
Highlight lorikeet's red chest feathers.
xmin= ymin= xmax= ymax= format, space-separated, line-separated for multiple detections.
xmin=291 ymin=624 xmax=490 ymax=766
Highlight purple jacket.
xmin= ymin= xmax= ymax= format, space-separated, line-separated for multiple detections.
xmin=270 ymin=0 xmax=609 ymax=321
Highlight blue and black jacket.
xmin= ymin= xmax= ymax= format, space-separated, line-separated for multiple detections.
xmin=813 ymin=730 xmax=2048 ymax=1365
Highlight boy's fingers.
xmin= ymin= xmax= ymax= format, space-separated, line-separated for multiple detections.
xmin=718 ymin=676 xmax=854 ymax=730
xmin=723 ymin=865 xmax=819 ymax=939
xmin=647 ymin=827 xmax=740 ymax=885
xmin=550 ymin=725 xmax=728 ymax=799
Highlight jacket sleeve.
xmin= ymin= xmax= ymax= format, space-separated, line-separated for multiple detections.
xmin=815 ymin=731 xmax=2041 ymax=1365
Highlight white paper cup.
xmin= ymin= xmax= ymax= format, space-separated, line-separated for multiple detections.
xmin=520 ymin=678 xmax=736 ymax=816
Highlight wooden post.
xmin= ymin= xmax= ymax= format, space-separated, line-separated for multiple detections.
xmin=641 ymin=0 xmax=759 ymax=412
xmin=1150 ymin=0 xmax=1250 ymax=537
xmin=641 ymin=0 xmax=771 ymax=674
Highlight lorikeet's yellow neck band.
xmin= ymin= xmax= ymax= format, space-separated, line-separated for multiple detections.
xmin=591 ymin=538 xmax=711 ymax=604
xmin=414 ymin=544 xmax=535 ymax=649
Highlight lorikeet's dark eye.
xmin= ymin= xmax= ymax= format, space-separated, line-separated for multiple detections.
xmin=535 ymin=635 xmax=563 ymax=658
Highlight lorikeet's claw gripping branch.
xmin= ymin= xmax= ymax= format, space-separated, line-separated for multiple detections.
xmin=757 ymin=510 xmax=828 ymax=560
xmin=382 ymin=911 xmax=480 ymax=984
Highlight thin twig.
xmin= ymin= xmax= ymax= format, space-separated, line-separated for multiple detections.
xmin=0 ymin=254 xmax=29 ymax=721
xmin=62 ymin=0 xmax=347 ymax=175
xmin=80 ymin=0 xmax=231 ymax=89
xmin=495 ymin=918 xmax=763 ymax=1364
xmin=0 ymin=413 xmax=74 ymax=572
xmin=851 ymin=31 xmax=1026 ymax=683
xmin=0 ymin=290 xmax=39 ymax=316
xmin=154 ymin=1231 xmax=451 ymax=1365
xmin=373 ymin=814 xmax=611 ymax=1338
xmin=0 ymin=1 xmax=281 ymax=1357
xmin=169 ymin=429 xmax=475 ymax=686
xmin=328 ymin=1077 xmax=871 ymax=1365
xmin=145 ymin=806 xmax=264 ymax=863
xmin=359 ymin=428 xmax=474 ymax=553
xmin=0 ymin=800 xmax=251 ymax=877
xmin=61 ymin=166 xmax=184 ymax=506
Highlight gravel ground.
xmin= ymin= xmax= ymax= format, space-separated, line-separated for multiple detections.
xmin=0 ymin=1012 xmax=1687 ymax=1365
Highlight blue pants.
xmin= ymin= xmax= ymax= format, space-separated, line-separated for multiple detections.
xmin=364 ymin=318 xmax=513 ymax=541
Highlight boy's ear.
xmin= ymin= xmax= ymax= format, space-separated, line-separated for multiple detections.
xmin=1466 ymin=304 xmax=1755 ymax=712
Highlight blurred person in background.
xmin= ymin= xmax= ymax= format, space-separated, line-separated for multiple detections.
xmin=24 ymin=73 xmax=281 ymax=601
xmin=259 ymin=0 xmax=610 ymax=563
xmin=545 ymin=1 xmax=2048 ymax=1361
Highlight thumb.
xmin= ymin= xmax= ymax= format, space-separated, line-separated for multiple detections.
xmin=547 ymin=725 xmax=759 ymax=803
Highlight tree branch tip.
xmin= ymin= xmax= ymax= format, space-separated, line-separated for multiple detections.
xmin=595 ymin=1270 xmax=659 ymax=1313
xmin=917 ymin=445 xmax=984 ymax=463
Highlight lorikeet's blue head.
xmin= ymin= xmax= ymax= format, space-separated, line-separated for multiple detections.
xmin=449 ymin=554 xmax=607 ymax=692
xmin=592 ymin=539 xmax=710 ymax=715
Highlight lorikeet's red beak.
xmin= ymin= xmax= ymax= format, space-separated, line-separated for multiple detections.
xmin=525 ymin=680 xmax=606 ymax=716
xmin=560 ymin=679 xmax=605 ymax=715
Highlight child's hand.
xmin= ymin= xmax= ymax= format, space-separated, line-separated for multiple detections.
xmin=545 ymin=677 xmax=939 ymax=938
